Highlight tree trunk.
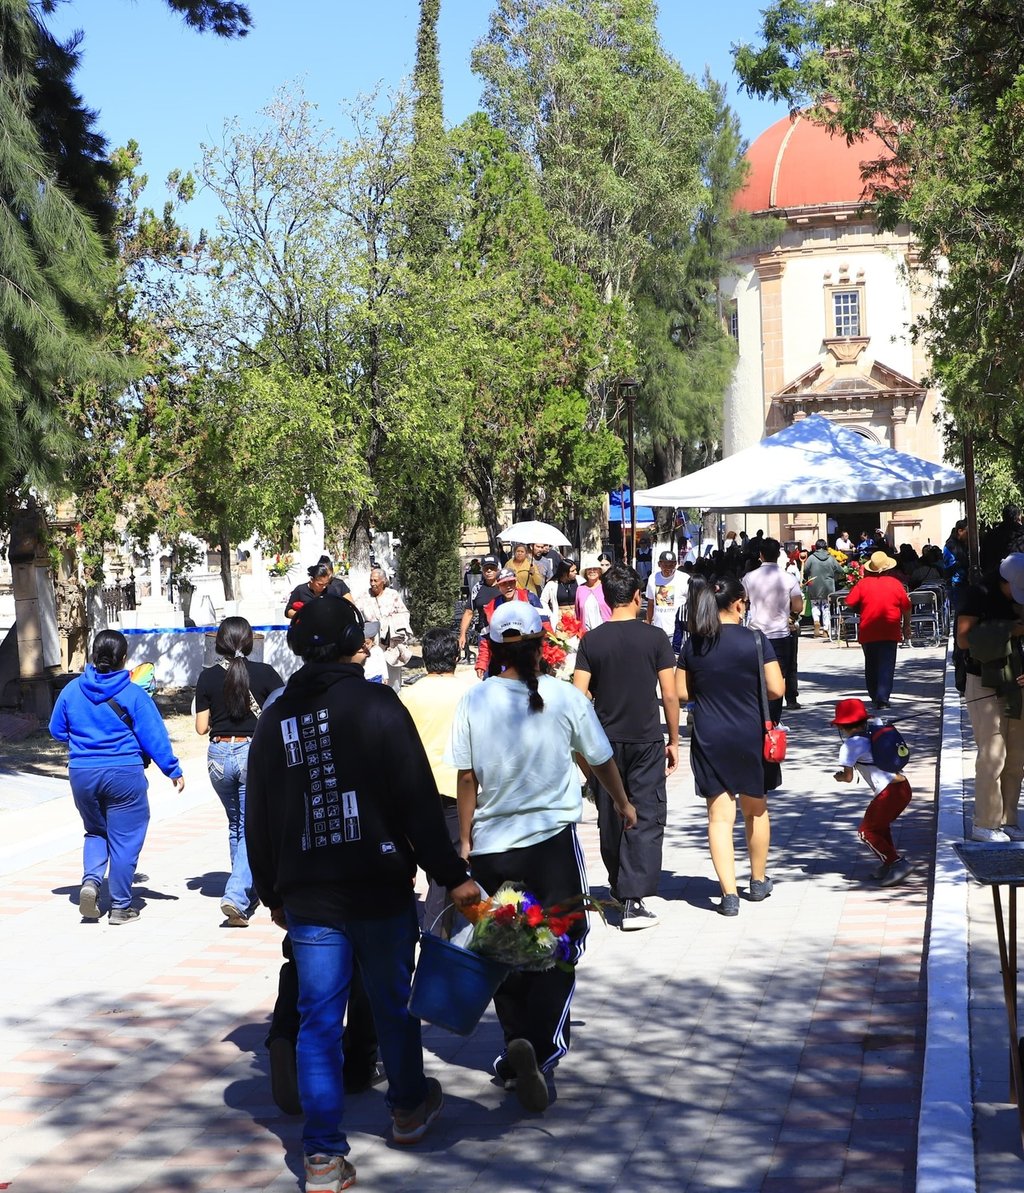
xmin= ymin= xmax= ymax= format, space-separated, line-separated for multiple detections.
xmin=475 ymin=484 xmax=502 ymax=556
xmin=218 ymin=523 xmax=234 ymax=601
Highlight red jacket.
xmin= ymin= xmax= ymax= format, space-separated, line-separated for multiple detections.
xmin=845 ymin=575 xmax=910 ymax=643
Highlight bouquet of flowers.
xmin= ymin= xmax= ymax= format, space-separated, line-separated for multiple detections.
xmin=459 ymin=883 xmax=592 ymax=971
xmin=541 ymin=613 xmax=583 ymax=679
xmin=831 ymin=549 xmax=864 ymax=588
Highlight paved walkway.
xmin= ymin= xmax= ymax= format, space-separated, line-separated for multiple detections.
xmin=0 ymin=636 xmax=1012 ymax=1192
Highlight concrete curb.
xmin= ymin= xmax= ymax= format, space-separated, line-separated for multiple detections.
xmin=917 ymin=654 xmax=977 ymax=1192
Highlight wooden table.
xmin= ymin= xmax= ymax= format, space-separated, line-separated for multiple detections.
xmin=954 ymin=842 xmax=1024 ymax=1148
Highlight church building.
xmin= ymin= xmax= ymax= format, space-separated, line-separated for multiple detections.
xmin=720 ymin=111 xmax=960 ymax=548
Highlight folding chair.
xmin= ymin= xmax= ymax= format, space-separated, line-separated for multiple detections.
xmin=910 ymin=588 xmax=942 ymax=646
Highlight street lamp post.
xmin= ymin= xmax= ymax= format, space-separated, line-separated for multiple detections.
xmin=618 ymin=378 xmax=641 ymax=566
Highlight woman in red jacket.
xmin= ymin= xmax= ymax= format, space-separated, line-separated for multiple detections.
xmin=845 ymin=552 xmax=912 ymax=710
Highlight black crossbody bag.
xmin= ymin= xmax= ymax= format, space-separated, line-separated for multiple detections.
xmin=105 ymin=698 xmax=152 ymax=769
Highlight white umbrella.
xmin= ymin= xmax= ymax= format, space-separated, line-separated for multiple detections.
xmin=498 ymin=520 xmax=571 ymax=547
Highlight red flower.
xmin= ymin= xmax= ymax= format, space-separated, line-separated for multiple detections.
xmin=525 ymin=903 xmax=544 ymax=927
xmin=558 ymin=613 xmax=583 ymax=638
xmin=292 ymin=600 xmax=304 ymax=610
xmin=541 ymin=640 xmax=567 ymax=668
xmin=492 ymin=903 xmax=517 ymax=925
xmin=548 ymin=915 xmax=569 ymax=936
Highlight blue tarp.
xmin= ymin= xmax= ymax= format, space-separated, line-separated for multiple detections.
xmin=608 ymin=488 xmax=656 ymax=524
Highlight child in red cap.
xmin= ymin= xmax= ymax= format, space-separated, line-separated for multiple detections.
xmin=831 ymin=697 xmax=913 ymax=885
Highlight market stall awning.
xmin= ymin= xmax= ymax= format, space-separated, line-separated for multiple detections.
xmin=633 ymin=415 xmax=965 ymax=513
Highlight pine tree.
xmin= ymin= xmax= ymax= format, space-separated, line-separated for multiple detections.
xmin=392 ymin=0 xmax=464 ymax=633
xmin=0 ymin=0 xmax=120 ymax=520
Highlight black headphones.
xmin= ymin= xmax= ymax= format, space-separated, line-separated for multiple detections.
xmin=336 ymin=607 xmax=369 ymax=657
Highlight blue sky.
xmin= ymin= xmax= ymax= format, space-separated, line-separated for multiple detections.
xmin=49 ymin=1 xmax=787 ymax=230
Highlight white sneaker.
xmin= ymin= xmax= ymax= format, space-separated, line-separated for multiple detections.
xmin=1002 ymin=824 xmax=1024 ymax=841
xmin=971 ymin=826 xmax=1011 ymax=843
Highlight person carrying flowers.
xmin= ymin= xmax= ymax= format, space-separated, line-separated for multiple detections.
xmin=447 ymin=601 xmax=636 ymax=1113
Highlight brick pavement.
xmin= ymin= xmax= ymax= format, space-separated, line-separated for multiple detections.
xmin=0 ymin=637 xmax=945 ymax=1192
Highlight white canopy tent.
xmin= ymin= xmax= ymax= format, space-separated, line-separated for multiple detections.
xmin=633 ymin=414 xmax=966 ymax=513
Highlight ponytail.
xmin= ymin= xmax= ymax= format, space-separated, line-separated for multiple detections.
xmin=488 ymin=638 xmax=545 ymax=712
xmin=92 ymin=629 xmax=128 ymax=673
xmin=687 ymin=575 xmax=746 ymax=652
xmin=215 ymin=616 xmax=254 ymax=720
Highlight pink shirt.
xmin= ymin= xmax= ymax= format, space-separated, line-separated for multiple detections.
xmin=575 ymin=581 xmax=611 ymax=632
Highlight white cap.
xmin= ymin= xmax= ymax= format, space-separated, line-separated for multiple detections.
xmin=1000 ymin=553 xmax=1024 ymax=603
xmin=488 ymin=599 xmax=545 ymax=642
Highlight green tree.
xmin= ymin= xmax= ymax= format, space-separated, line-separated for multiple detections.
xmin=175 ymin=87 xmax=461 ymax=586
xmin=0 ymin=0 xmax=120 ymax=525
xmin=734 ymin=0 xmax=1024 ymax=493
xmin=473 ymin=0 xmax=714 ymax=304
xmin=390 ymin=0 xmax=464 ymax=631
xmin=633 ymin=77 xmax=772 ymax=491
xmin=1 ymin=0 xmax=252 ymax=533
xmin=472 ymin=0 xmax=723 ymax=515
xmin=443 ymin=113 xmax=625 ymax=548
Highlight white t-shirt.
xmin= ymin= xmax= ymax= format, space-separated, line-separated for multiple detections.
xmin=445 ymin=674 xmax=612 ymax=855
xmin=838 ymin=731 xmax=898 ymax=796
xmin=743 ymin=563 xmax=802 ymax=640
xmin=646 ymin=569 xmax=690 ymax=637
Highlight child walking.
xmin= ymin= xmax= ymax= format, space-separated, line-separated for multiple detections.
xmin=831 ymin=697 xmax=913 ymax=885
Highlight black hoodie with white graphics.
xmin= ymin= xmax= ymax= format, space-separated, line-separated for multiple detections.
xmin=245 ymin=662 xmax=470 ymax=922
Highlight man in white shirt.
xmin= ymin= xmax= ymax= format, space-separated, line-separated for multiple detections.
xmin=835 ymin=530 xmax=855 ymax=554
xmin=743 ymin=538 xmax=804 ymax=722
xmin=645 ymin=551 xmax=690 ymax=640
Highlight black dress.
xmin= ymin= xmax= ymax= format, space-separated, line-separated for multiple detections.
xmin=679 ymin=624 xmax=776 ymax=798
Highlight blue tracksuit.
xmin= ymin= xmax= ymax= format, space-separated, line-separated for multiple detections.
xmin=49 ymin=666 xmax=181 ymax=909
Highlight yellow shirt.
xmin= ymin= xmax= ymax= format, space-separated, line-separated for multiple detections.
xmin=399 ymin=669 xmax=479 ymax=798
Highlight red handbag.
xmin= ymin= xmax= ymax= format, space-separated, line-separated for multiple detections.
xmin=754 ymin=630 xmax=788 ymax=763
xmin=763 ymin=723 xmax=788 ymax=762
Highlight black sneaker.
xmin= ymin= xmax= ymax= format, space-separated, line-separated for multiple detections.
xmin=344 ymin=1059 xmax=386 ymax=1094
xmin=108 ymin=906 xmax=140 ymax=925
xmin=494 ymin=1054 xmax=516 ymax=1090
xmin=620 ymin=899 xmax=659 ymax=931
xmin=748 ymin=877 xmax=774 ymax=902
xmin=718 ymin=894 xmax=740 ymax=917
xmin=507 ymin=1038 xmax=549 ymax=1112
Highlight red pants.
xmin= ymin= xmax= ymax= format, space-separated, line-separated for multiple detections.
xmin=858 ymin=778 xmax=912 ymax=864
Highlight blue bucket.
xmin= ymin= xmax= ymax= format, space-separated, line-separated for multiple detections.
xmin=408 ymin=933 xmax=510 ymax=1035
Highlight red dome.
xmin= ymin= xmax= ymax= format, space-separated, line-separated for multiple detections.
xmin=734 ymin=111 xmax=891 ymax=213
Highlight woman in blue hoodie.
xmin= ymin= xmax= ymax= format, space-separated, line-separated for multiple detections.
xmin=49 ymin=630 xmax=184 ymax=924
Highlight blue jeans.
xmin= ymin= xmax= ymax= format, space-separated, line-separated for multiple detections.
xmin=70 ymin=765 xmax=150 ymax=909
xmin=286 ymin=903 xmax=427 ymax=1156
xmin=862 ymin=639 xmax=899 ymax=705
xmin=207 ymin=740 xmax=254 ymax=912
